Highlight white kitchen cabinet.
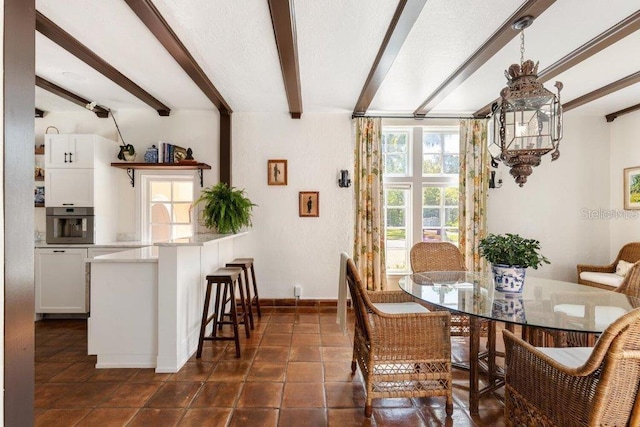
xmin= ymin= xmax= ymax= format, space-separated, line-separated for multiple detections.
xmin=43 ymin=134 xmax=119 ymax=243
xmin=46 ymin=169 xmax=94 ymax=207
xmin=45 ymin=134 xmax=96 ymax=168
xmin=35 ymin=248 xmax=88 ymax=313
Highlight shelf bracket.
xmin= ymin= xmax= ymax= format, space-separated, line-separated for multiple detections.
xmin=126 ymin=168 xmax=135 ymax=187
xmin=198 ymin=169 xmax=204 ymax=187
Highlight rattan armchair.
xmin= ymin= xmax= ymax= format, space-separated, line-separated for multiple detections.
xmin=540 ymin=262 xmax=640 ymax=347
xmin=503 ymin=307 xmax=640 ymax=426
xmin=577 ymin=242 xmax=640 ymax=289
xmin=345 ymin=258 xmax=453 ymax=417
xmin=616 ymin=260 xmax=640 ymax=299
xmin=410 ymin=242 xmax=473 ymax=336
xmin=410 ymin=241 xmax=466 ymax=272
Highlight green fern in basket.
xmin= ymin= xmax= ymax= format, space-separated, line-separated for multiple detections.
xmin=196 ymin=183 xmax=256 ymax=234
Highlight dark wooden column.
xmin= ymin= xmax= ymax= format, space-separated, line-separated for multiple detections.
xmin=220 ymin=111 xmax=232 ymax=185
xmin=4 ymin=0 xmax=36 ymax=424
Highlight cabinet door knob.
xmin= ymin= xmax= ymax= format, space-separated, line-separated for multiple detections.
xmin=69 ymin=152 xmax=73 ymax=163
xmin=64 ymin=152 xmax=68 ymax=163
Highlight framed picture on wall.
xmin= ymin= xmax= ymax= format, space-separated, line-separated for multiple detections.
xmin=624 ymin=166 xmax=640 ymax=210
xmin=268 ymin=159 xmax=288 ymax=185
xmin=299 ymin=191 xmax=319 ymax=217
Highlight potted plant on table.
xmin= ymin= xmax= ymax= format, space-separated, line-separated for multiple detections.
xmin=478 ymin=233 xmax=549 ymax=293
xmin=195 ymin=182 xmax=256 ymax=234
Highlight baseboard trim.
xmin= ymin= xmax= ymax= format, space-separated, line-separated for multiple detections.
xmin=258 ymin=298 xmax=341 ymax=307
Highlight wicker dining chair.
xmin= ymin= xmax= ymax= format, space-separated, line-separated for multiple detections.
xmin=503 ymin=307 xmax=640 ymax=426
xmin=409 ymin=242 xmax=473 ymax=336
xmin=345 ymin=258 xmax=453 ymax=418
xmin=577 ymin=242 xmax=640 ymax=289
xmin=539 ymin=262 xmax=640 ymax=347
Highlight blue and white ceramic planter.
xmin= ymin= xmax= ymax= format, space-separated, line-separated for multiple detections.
xmin=492 ymin=297 xmax=526 ymax=322
xmin=491 ymin=264 xmax=526 ymax=293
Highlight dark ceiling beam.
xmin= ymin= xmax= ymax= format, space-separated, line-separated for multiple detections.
xmin=124 ymin=0 xmax=231 ymax=113
xmin=36 ymin=10 xmax=171 ymax=116
xmin=563 ymin=70 xmax=640 ymax=112
xmin=605 ymin=102 xmax=640 ymax=122
xmin=353 ymin=0 xmax=427 ymax=116
xmin=35 ymin=108 xmax=45 ymax=118
xmin=475 ymin=9 xmax=640 ymax=117
xmin=36 ymin=76 xmax=110 ymax=118
xmin=268 ymin=0 xmax=303 ymax=119
xmin=414 ymin=0 xmax=556 ymax=117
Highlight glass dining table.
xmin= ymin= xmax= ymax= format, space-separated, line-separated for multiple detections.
xmin=399 ymin=271 xmax=640 ymax=415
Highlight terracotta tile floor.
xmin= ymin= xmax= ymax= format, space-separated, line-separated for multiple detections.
xmin=35 ymin=307 xmax=505 ymax=426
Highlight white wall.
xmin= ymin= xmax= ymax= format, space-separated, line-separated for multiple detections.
xmin=487 ymin=113 xmax=610 ymax=281
xmin=34 ymin=109 xmax=220 ymax=239
xmin=232 ymin=113 xmax=354 ymax=299
xmin=609 ymin=109 xmax=640 ymax=259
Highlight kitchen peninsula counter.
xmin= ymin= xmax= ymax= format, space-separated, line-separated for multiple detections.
xmin=86 ymin=233 xmax=247 ymax=372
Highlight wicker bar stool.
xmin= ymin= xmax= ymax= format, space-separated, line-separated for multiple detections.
xmin=196 ymin=267 xmax=249 ymax=359
xmin=227 ymin=258 xmax=261 ymax=318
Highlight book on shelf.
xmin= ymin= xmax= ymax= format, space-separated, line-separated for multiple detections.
xmin=161 ymin=143 xmax=188 ymax=163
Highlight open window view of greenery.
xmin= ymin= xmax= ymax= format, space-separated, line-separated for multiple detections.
xmin=383 ymin=127 xmax=460 ymax=272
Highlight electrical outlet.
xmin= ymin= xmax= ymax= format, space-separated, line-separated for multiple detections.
xmin=294 ymin=285 xmax=302 ymax=297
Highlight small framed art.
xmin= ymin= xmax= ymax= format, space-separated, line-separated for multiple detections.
xmin=624 ymin=166 xmax=640 ymax=209
xmin=299 ymin=191 xmax=319 ymax=217
xmin=268 ymin=159 xmax=288 ymax=185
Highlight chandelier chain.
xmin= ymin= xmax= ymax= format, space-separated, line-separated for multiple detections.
xmin=520 ymin=31 xmax=525 ymax=65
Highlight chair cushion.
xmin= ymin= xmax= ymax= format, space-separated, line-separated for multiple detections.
xmin=554 ymin=304 xmax=627 ymax=330
xmin=616 ymin=260 xmax=634 ymax=276
xmin=536 ymin=347 xmax=592 ymax=368
xmin=372 ymin=302 xmax=430 ymax=314
xmin=579 ymin=272 xmax=624 ymax=288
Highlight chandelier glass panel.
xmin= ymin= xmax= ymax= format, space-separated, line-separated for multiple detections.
xmin=489 ymin=16 xmax=563 ymax=187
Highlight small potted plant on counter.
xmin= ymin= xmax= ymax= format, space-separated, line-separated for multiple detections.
xmin=196 ymin=182 xmax=256 ymax=234
xmin=479 ymin=233 xmax=549 ymax=293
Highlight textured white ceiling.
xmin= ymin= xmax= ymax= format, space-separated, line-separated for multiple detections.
xmin=37 ymin=0 xmax=212 ymax=111
xmin=294 ymin=0 xmax=398 ymax=112
xmin=433 ymin=0 xmax=640 ymax=114
xmin=152 ymin=0 xmax=288 ymax=112
xmin=370 ymin=0 xmax=523 ymax=113
xmin=33 ymin=0 xmax=640 ymax=120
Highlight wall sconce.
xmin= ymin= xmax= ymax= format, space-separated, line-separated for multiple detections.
xmin=338 ymin=170 xmax=351 ymax=188
xmin=489 ymin=170 xmax=503 ymax=189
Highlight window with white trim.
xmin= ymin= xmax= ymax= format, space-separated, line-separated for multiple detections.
xmin=382 ymin=126 xmax=460 ymax=273
xmin=139 ymin=173 xmax=196 ymax=242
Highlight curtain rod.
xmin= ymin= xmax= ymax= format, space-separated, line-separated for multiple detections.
xmin=351 ymin=114 xmax=488 ymax=120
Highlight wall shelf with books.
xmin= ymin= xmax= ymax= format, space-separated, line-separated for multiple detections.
xmin=111 ymin=162 xmax=212 ymax=187
xmin=35 ymin=145 xmax=45 ymax=207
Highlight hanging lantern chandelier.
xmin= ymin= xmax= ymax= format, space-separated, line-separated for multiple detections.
xmin=490 ymin=15 xmax=563 ymax=187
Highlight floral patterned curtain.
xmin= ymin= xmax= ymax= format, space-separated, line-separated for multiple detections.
xmin=459 ymin=119 xmax=489 ymax=273
xmin=354 ymin=117 xmax=387 ymax=291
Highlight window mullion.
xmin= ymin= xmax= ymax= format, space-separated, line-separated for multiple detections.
xmin=412 ymin=127 xmax=422 ymax=248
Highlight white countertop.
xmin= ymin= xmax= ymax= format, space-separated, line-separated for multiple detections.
xmin=87 ymin=246 xmax=158 ymax=263
xmin=35 ymin=241 xmax=150 ymax=249
xmin=153 ymin=232 xmax=247 ymax=247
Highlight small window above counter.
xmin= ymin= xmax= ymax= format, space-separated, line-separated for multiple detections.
xmin=111 ymin=162 xmax=211 ymax=187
